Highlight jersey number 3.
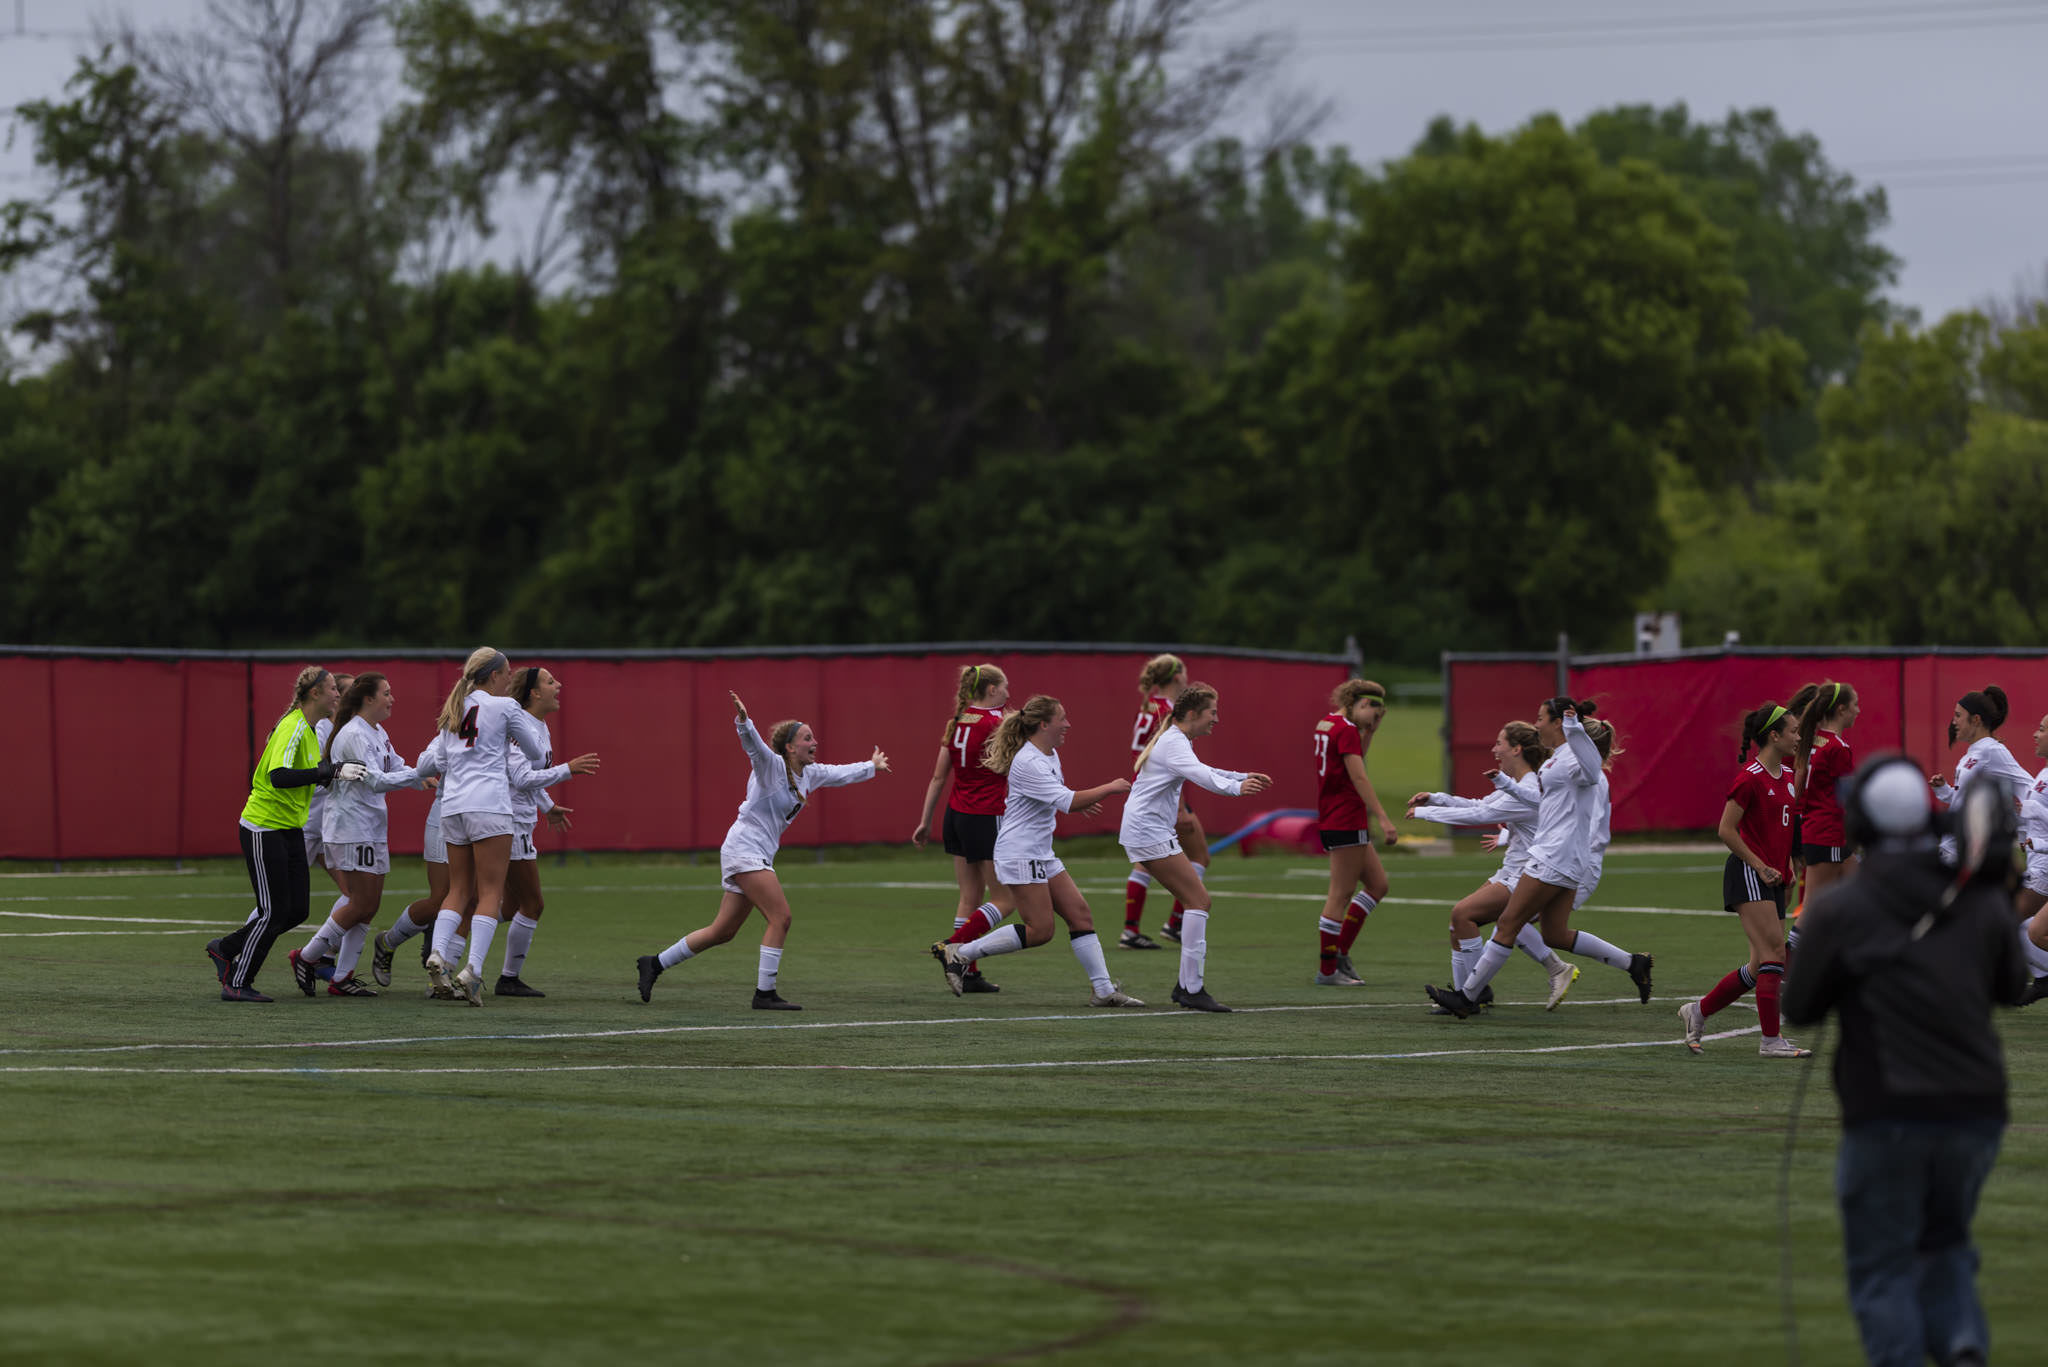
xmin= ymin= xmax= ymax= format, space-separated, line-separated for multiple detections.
xmin=459 ymin=705 xmax=480 ymax=750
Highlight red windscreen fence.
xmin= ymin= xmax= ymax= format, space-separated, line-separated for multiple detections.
xmin=1 ymin=646 xmax=1353 ymax=861
xmin=1445 ymin=649 xmax=2048 ymax=834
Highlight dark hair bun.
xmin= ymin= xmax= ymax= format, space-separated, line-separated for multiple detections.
xmin=1984 ymin=684 xmax=2009 ymax=727
xmin=1575 ymin=699 xmax=1598 ymax=718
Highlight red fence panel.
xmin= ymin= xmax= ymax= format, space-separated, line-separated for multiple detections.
xmin=1442 ymin=659 xmax=1558 ymax=797
xmin=2 ymin=656 xmax=58 ymax=859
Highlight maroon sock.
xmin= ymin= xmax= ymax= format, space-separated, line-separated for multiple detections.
xmin=1699 ymin=965 xmax=1755 ymax=1019
xmin=1756 ymin=961 xmax=1784 ymax=1036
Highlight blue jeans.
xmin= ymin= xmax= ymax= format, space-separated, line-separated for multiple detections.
xmin=1836 ymin=1118 xmax=2003 ymax=1366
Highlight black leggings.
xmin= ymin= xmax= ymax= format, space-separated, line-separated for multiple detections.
xmin=220 ymin=825 xmax=310 ymax=989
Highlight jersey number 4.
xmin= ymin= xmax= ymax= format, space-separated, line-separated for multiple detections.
xmin=952 ymin=723 xmax=975 ymax=770
xmin=459 ymin=705 xmax=479 ymax=750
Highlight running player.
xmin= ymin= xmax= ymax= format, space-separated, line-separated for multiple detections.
xmin=1120 ymin=683 xmax=1272 ymax=1012
xmin=931 ymin=696 xmax=1141 ymax=1006
xmin=1679 ymin=702 xmax=1814 ymax=1058
xmin=638 ymin=691 xmax=887 ymax=1010
xmin=1794 ymin=681 xmax=1860 ymax=908
xmin=1931 ymin=684 xmax=2031 ymax=865
xmin=911 ymin=663 xmax=1013 ymax=993
xmin=1311 ymin=679 xmax=1398 ymax=985
xmin=496 ymin=666 xmax=589 ymax=997
xmin=1121 ymin=654 xmax=1208 ymax=949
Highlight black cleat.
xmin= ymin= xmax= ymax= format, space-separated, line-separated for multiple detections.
xmin=930 ymin=941 xmax=966 ymax=996
xmin=494 ymin=975 xmax=546 ymax=998
xmin=1424 ymin=983 xmax=1478 ymax=1019
xmin=326 ymin=974 xmax=378 ymax=998
xmin=1119 ymin=928 xmax=1163 ymax=950
xmin=1475 ymin=984 xmax=1496 ymax=1007
xmin=369 ymin=932 xmax=396 ymax=987
xmin=1627 ymin=953 xmax=1655 ymax=1004
xmin=962 ymin=973 xmax=1001 ymax=994
xmin=2018 ymin=975 xmax=2048 ymax=1008
xmin=752 ymin=989 xmax=802 ymax=1011
xmin=1170 ymin=984 xmax=1232 ymax=1013
xmin=205 ymin=939 xmax=231 ymax=985
xmin=421 ymin=935 xmax=433 ymax=969
xmin=221 ymin=985 xmax=274 ymax=1003
xmin=636 ymin=955 xmax=663 ymax=1003
xmin=288 ymin=948 xmax=318 ymax=997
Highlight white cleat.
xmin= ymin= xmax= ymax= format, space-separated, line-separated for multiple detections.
xmin=453 ymin=964 xmax=484 ymax=1007
xmin=1089 ymin=986 xmax=1146 ymax=1008
xmin=1759 ymin=1035 xmax=1813 ymax=1059
xmin=1679 ymin=999 xmax=1705 ymax=1053
xmin=1314 ymin=968 xmax=1366 ymax=987
xmin=1545 ymin=959 xmax=1580 ymax=1011
xmin=424 ymin=951 xmax=454 ymax=997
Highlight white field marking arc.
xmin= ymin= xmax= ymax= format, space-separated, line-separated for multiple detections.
xmin=0 ymin=1026 xmax=1765 ymax=1076
xmin=0 ymin=996 xmax=1720 ymax=1058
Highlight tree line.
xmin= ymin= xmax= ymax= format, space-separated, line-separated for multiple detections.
xmin=2 ymin=0 xmax=2041 ymax=661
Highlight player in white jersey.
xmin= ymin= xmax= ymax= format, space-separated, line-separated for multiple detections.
xmin=285 ymin=673 xmax=427 ymax=996
xmin=638 ymin=691 xmax=887 ymax=1010
xmin=1426 ymin=699 xmax=1652 ymax=1018
xmin=494 ymin=666 xmax=590 ymax=997
xmin=1577 ymin=768 xmax=1612 ymax=911
xmin=2011 ymin=715 xmax=2048 ymax=1002
xmin=1407 ymin=721 xmax=1579 ymax=1012
xmin=930 ymin=695 xmax=1141 ymax=1006
xmin=1930 ymin=683 xmax=2030 ymax=866
xmin=1118 ymin=683 xmax=1271 ymax=1012
xmin=368 ymin=728 xmax=456 ymax=993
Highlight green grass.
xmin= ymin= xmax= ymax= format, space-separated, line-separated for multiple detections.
xmin=4 ymin=851 xmax=2044 ymax=1365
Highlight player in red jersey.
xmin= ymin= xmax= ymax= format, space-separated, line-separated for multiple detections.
xmin=1312 ymin=679 xmax=1399 ymax=984
xmin=1121 ymin=654 xmax=1205 ymax=949
xmin=1679 ymin=702 xmax=1813 ymax=1059
xmin=912 ymin=664 xmax=1014 ymax=992
xmin=1794 ymin=681 xmax=1860 ymax=910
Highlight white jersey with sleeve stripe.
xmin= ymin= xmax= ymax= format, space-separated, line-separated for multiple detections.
xmin=1119 ymin=727 xmax=1246 ymax=850
xmin=507 ymin=708 xmax=571 ymax=827
xmin=718 ymin=717 xmax=878 ymax=871
xmin=439 ymin=692 xmax=521 ymax=818
xmin=993 ymin=743 xmax=1075 ymax=865
xmin=321 ymin=716 xmax=421 ymax=845
xmin=1520 ymin=715 xmax=1604 ymax=887
xmin=1413 ymin=770 xmax=1541 ymax=884
xmin=1933 ymin=735 xmax=2032 ymax=864
xmin=304 ymin=717 xmax=335 ymax=836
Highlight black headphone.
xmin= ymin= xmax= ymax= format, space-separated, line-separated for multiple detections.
xmin=1839 ymin=753 xmax=1931 ymax=848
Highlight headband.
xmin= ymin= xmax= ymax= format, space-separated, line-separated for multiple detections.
xmin=1830 ymin=682 xmax=1842 ymax=710
xmin=1761 ymin=704 xmax=1788 ymax=733
xmin=776 ymin=722 xmax=808 ymax=755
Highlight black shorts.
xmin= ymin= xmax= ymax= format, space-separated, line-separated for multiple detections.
xmin=1723 ymin=854 xmax=1788 ymax=917
xmin=1320 ymin=828 xmax=1372 ymax=852
xmin=942 ymin=808 xmax=1000 ymax=863
xmin=1800 ymin=842 xmax=1850 ymax=865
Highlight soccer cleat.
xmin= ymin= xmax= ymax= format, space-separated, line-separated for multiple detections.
xmin=1545 ymin=958 xmax=1580 ymax=1011
xmin=421 ymin=935 xmax=433 ymax=969
xmin=1158 ymin=922 xmax=1182 ymax=944
xmin=453 ymin=964 xmax=484 ymax=1007
xmin=752 ymin=989 xmax=801 ymax=1011
xmin=1119 ymin=928 xmax=1162 ymax=950
xmin=1474 ymin=984 xmax=1496 ymax=1007
xmin=1627 ymin=952 xmax=1655 ymax=1004
xmin=314 ymin=956 xmax=338 ymax=983
xmin=494 ymin=975 xmax=546 ymax=998
xmin=1334 ymin=952 xmax=1359 ymax=980
xmin=1428 ymin=1003 xmax=1459 ymax=1016
xmin=205 ymin=939 xmax=231 ymax=985
xmin=288 ymin=948 xmax=318 ymax=997
xmin=1090 ymin=986 xmax=1146 ymax=1007
xmin=1314 ymin=967 xmax=1365 ymax=987
xmin=327 ymin=974 xmax=378 ymax=998
xmin=636 ymin=955 xmax=663 ymax=1002
xmin=220 ymin=985 xmax=273 ymax=1003
xmin=2018 ymin=975 xmax=2048 ymax=1008
xmin=962 ymin=974 xmax=1001 ymax=994
xmin=1424 ymin=983 xmax=1478 ymax=1019
xmin=423 ymin=951 xmax=454 ymax=998
xmin=1679 ymin=999 xmax=1705 ymax=1053
xmin=1759 ymin=1035 xmax=1813 ymax=1059
xmin=1170 ymin=984 xmax=1231 ymax=1013
xmin=425 ymin=981 xmax=456 ymax=1000
xmin=930 ymin=941 xmax=966 ymax=996
xmin=369 ymin=933 xmax=395 ymax=988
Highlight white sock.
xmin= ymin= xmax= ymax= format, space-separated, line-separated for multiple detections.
xmin=1569 ymin=929 xmax=1634 ymax=970
xmin=1069 ymin=931 xmax=1113 ymax=995
xmin=302 ymin=915 xmax=345 ymax=961
xmin=1515 ymin=923 xmax=1558 ymax=964
xmin=448 ymin=933 xmax=467 ymax=963
xmin=328 ymin=894 xmax=349 ymax=922
xmin=1193 ymin=863 xmax=1207 ymax=883
xmin=382 ymin=914 xmax=426 ymax=948
xmin=1127 ymin=868 xmax=1153 ymax=888
xmin=1452 ymin=934 xmax=1483 ymax=988
xmin=960 ymin=923 xmax=1028 ymax=962
xmin=1460 ymin=938 xmax=1514 ymax=997
xmin=757 ymin=945 xmax=783 ymax=992
xmin=657 ymin=937 xmax=697 ymax=970
xmin=502 ymin=913 xmax=539 ymax=978
xmin=430 ymin=908 xmax=463 ymax=961
xmin=1176 ymin=909 xmax=1210 ymax=992
xmin=335 ymin=924 xmax=369 ymax=980
xmin=465 ymin=918 xmax=498 ymax=976
xmin=2021 ymin=926 xmax=2048 ymax=976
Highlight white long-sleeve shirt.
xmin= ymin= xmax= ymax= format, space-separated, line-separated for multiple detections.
xmin=2020 ymin=767 xmax=2048 ymax=856
xmin=1584 ymin=773 xmax=1611 ymax=894
xmin=720 ymin=717 xmax=876 ymax=870
xmin=1933 ymin=736 xmax=2032 ymax=863
xmin=1119 ymin=727 xmax=1247 ymax=849
xmin=993 ymin=743 xmax=1075 ymax=864
xmin=440 ymin=693 xmax=521 ymax=817
xmin=508 ymin=708 xmax=569 ymax=827
xmin=1521 ymin=715 xmax=1605 ymax=887
xmin=321 ymin=717 xmax=422 ymax=845
xmin=1413 ymin=770 xmax=1541 ymax=884
xmin=412 ymin=731 xmax=448 ymax=828
xmin=305 ymin=717 xmax=335 ymax=835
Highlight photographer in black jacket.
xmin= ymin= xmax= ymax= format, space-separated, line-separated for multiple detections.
xmin=1784 ymin=754 xmax=2028 ymax=1367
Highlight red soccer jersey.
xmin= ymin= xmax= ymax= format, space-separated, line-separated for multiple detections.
xmin=1131 ymin=695 xmax=1174 ymax=759
xmin=1314 ymin=713 xmax=1371 ymax=829
xmin=945 ymin=706 xmax=1007 ymax=816
xmin=1727 ymin=757 xmax=1797 ymax=881
xmin=1799 ymin=730 xmax=1855 ymax=847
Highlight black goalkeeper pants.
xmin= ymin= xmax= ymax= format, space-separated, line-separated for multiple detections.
xmin=220 ymin=825 xmax=310 ymax=990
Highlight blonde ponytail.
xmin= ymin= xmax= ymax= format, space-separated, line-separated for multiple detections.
xmin=1137 ymin=683 xmax=1219 ymax=773
xmin=941 ymin=663 xmax=1007 ymax=742
xmin=438 ymin=646 xmax=508 ymax=733
xmin=984 ymin=696 xmax=1060 ymax=776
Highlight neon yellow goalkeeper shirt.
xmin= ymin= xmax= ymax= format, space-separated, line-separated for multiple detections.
xmin=240 ymin=709 xmax=322 ymax=830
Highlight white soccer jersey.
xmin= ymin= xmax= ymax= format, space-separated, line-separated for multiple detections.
xmin=992 ymin=742 xmax=1075 ymax=865
xmin=412 ymin=730 xmax=448 ymax=839
xmin=321 ymin=716 xmax=422 ymax=845
xmin=719 ymin=717 xmax=877 ymax=870
xmin=1583 ymin=772 xmax=1611 ymax=895
xmin=2021 ymin=768 xmax=2048 ymax=856
xmin=1413 ymin=770 xmax=1541 ymax=884
xmin=508 ymin=708 xmax=568 ymax=826
xmin=305 ymin=717 xmax=335 ymax=834
xmin=1119 ymin=727 xmax=1247 ymax=849
xmin=1520 ymin=716 xmax=1605 ymax=887
xmin=439 ymin=693 xmax=522 ymax=818
xmin=1933 ymin=736 xmax=2032 ymax=863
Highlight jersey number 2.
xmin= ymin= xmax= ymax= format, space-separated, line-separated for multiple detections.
xmin=459 ymin=705 xmax=479 ymax=750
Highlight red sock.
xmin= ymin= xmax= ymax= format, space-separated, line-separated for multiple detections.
xmin=1337 ymin=895 xmax=1374 ymax=952
xmin=1124 ymin=878 xmax=1149 ymax=931
xmin=1318 ymin=917 xmax=1343 ymax=974
xmin=949 ymin=904 xmax=1000 ymax=944
xmin=1756 ymin=962 xmax=1784 ymax=1036
xmin=1699 ymin=965 xmax=1753 ymax=1019
xmin=1167 ymin=900 xmax=1185 ymax=932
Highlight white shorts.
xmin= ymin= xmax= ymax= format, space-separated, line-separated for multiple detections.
xmin=1573 ymin=883 xmax=1596 ymax=912
xmin=1121 ymin=838 xmax=1181 ymax=865
xmin=2025 ymin=859 xmax=2048 ymax=898
xmin=1487 ymin=867 xmax=1521 ymax=891
xmin=510 ymin=829 xmax=537 ymax=862
xmin=995 ymin=855 xmax=1065 ymax=887
xmin=423 ymin=810 xmax=446 ymax=865
xmin=440 ymin=810 xmax=516 ymax=846
xmin=323 ymin=841 xmax=391 ymax=877
xmin=720 ymin=862 xmax=773 ymax=895
xmin=304 ymin=827 xmax=325 ymax=865
xmin=1524 ymin=857 xmax=1580 ymax=893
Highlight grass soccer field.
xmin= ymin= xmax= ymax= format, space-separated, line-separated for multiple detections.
xmin=4 ymin=849 xmax=2044 ymax=1366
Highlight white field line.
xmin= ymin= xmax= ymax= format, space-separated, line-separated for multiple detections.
xmin=0 ymin=996 xmax=1713 ymax=1058
xmin=1283 ymin=865 xmax=1726 ymax=878
xmin=0 ymin=910 xmax=232 ymax=926
xmin=0 ymin=930 xmax=199 ymax=939
xmin=0 ymin=1026 xmax=1764 ymax=1076
xmin=0 ymin=868 xmax=198 ymax=879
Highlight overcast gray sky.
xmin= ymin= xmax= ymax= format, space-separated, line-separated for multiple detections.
xmin=3 ymin=0 xmax=2044 ymax=320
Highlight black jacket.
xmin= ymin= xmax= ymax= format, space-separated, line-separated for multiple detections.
xmin=1782 ymin=844 xmax=2028 ymax=1127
